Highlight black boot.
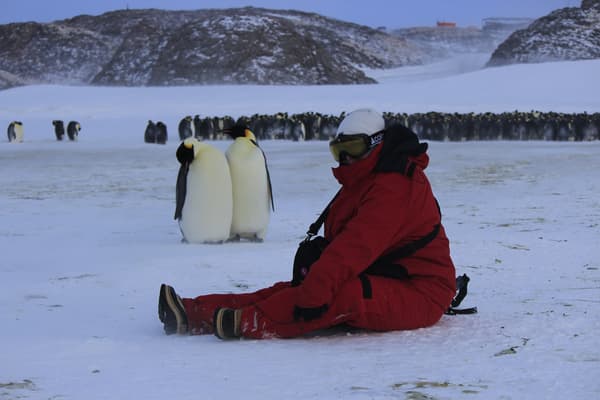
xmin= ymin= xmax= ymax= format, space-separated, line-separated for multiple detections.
xmin=213 ymin=308 xmax=242 ymax=340
xmin=158 ymin=284 xmax=189 ymax=335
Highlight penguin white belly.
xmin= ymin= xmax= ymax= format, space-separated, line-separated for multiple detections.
xmin=9 ymin=123 xmax=23 ymax=143
xmin=15 ymin=124 xmax=24 ymax=143
xmin=179 ymin=147 xmax=232 ymax=243
xmin=226 ymin=141 xmax=270 ymax=240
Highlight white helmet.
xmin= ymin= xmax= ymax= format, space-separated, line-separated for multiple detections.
xmin=336 ymin=108 xmax=385 ymax=136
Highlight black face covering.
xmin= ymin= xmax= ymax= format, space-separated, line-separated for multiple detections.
xmin=374 ymin=124 xmax=428 ymax=173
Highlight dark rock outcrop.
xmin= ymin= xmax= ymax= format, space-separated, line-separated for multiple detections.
xmin=487 ymin=0 xmax=600 ymax=66
xmin=0 ymin=7 xmax=424 ymax=88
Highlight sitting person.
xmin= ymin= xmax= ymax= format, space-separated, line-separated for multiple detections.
xmin=159 ymin=108 xmax=457 ymax=340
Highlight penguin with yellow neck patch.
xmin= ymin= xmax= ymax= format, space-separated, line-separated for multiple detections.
xmin=67 ymin=121 xmax=81 ymax=141
xmin=224 ymin=125 xmax=274 ymax=242
xmin=174 ymin=137 xmax=233 ymax=244
xmin=7 ymin=121 xmax=23 ymax=143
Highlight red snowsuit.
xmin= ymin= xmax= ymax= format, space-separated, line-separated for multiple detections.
xmin=182 ymin=144 xmax=456 ymax=338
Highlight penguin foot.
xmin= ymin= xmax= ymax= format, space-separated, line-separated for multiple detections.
xmin=240 ymin=234 xmax=264 ymax=243
xmin=203 ymin=240 xmax=225 ymax=245
xmin=248 ymin=235 xmax=264 ymax=243
xmin=227 ymin=235 xmax=241 ymax=243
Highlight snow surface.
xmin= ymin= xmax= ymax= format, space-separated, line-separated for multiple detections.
xmin=1 ymin=60 xmax=599 ymax=400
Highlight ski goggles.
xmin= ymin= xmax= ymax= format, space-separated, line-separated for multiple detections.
xmin=329 ymin=131 xmax=385 ymax=162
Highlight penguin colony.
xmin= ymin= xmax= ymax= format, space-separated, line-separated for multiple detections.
xmin=5 ymin=112 xmax=599 ymax=144
xmin=174 ymin=125 xmax=274 ymax=244
xmin=175 ymin=111 xmax=600 ymax=142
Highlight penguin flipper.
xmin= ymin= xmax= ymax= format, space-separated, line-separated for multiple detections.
xmin=174 ymin=163 xmax=189 ymax=220
xmin=260 ymin=148 xmax=275 ymax=212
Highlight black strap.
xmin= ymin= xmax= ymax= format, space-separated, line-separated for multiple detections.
xmin=445 ymin=274 xmax=478 ymax=315
xmin=305 ymin=157 xmax=422 ymax=237
xmin=359 ymin=274 xmax=373 ymax=299
xmin=376 ymin=223 xmax=440 ymax=265
xmin=367 ymin=197 xmax=441 ymax=273
xmin=306 ymin=189 xmax=341 ymax=237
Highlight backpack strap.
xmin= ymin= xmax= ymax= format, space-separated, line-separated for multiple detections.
xmin=445 ymin=274 xmax=478 ymax=315
xmin=364 ymin=198 xmax=440 ymax=278
xmin=305 ymin=189 xmax=341 ymax=239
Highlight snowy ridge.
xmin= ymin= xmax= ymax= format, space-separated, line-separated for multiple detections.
xmin=488 ymin=1 xmax=600 ymax=66
xmin=0 ymin=7 xmax=422 ymax=88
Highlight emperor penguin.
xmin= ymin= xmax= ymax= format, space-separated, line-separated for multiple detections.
xmin=67 ymin=121 xmax=81 ymax=141
xmin=145 ymin=120 xmax=157 ymax=143
xmin=52 ymin=120 xmax=65 ymax=141
xmin=156 ymin=121 xmax=168 ymax=144
xmin=174 ymin=137 xmax=233 ymax=244
xmin=7 ymin=121 xmax=24 ymax=143
xmin=224 ymin=125 xmax=274 ymax=242
xmin=178 ymin=116 xmax=194 ymax=140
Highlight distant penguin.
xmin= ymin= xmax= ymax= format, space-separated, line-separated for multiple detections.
xmin=52 ymin=120 xmax=65 ymax=141
xmin=7 ymin=121 xmax=23 ymax=143
xmin=178 ymin=116 xmax=193 ymax=140
xmin=174 ymin=137 xmax=233 ymax=244
xmin=224 ymin=125 xmax=274 ymax=242
xmin=145 ymin=120 xmax=157 ymax=143
xmin=193 ymin=115 xmax=202 ymax=138
xmin=67 ymin=121 xmax=81 ymax=141
xmin=156 ymin=121 xmax=168 ymax=144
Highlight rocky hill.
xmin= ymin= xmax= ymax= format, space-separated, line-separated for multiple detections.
xmin=0 ymin=7 xmax=424 ymax=89
xmin=487 ymin=0 xmax=600 ymax=66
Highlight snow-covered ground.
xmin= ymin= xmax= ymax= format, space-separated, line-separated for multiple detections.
xmin=1 ymin=60 xmax=599 ymax=400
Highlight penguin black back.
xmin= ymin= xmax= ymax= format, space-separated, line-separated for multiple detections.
xmin=7 ymin=122 xmax=16 ymax=142
xmin=145 ymin=120 xmax=157 ymax=143
xmin=156 ymin=122 xmax=168 ymax=144
xmin=53 ymin=120 xmax=65 ymax=141
xmin=178 ymin=116 xmax=193 ymax=140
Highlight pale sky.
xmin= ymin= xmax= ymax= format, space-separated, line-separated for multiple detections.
xmin=2 ymin=0 xmax=578 ymax=28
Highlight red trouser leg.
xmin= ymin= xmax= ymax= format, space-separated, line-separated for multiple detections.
xmin=181 ymin=282 xmax=290 ymax=335
xmin=239 ymin=276 xmax=449 ymax=339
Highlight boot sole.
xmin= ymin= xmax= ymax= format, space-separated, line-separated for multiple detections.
xmin=214 ymin=308 xmax=241 ymax=339
xmin=160 ymin=284 xmax=188 ymax=335
xmin=214 ymin=308 xmax=227 ymax=339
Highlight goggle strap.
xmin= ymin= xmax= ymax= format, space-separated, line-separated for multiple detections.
xmin=369 ymin=131 xmax=385 ymax=148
